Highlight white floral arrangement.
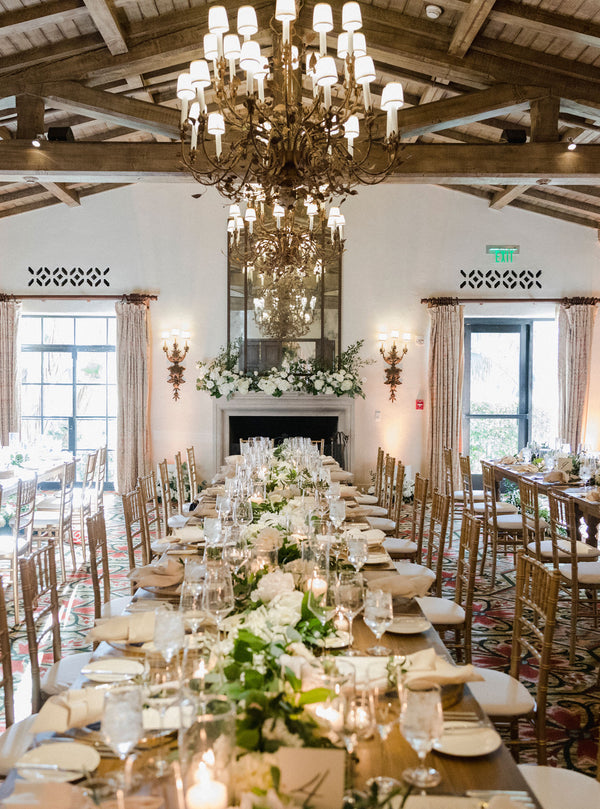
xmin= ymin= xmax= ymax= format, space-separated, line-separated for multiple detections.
xmin=196 ymin=340 xmax=369 ymax=400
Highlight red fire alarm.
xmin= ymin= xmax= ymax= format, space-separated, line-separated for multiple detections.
xmin=416 ymin=399 xmax=424 ymax=410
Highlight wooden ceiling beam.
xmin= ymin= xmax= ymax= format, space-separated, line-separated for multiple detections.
xmin=38 ymin=80 xmax=179 ymax=139
xmin=0 ymin=183 xmax=128 ymax=219
xmin=0 ymin=126 xmax=12 ymax=140
xmin=530 ymin=96 xmax=560 ymax=143
xmin=38 ymin=181 xmax=80 ymax=206
xmin=489 ymin=185 xmax=531 ymax=209
xmin=81 ymin=0 xmax=127 ymax=56
xmin=440 ymin=0 xmax=600 ymax=51
xmin=449 ymin=0 xmax=497 ymax=58
xmin=1 ymin=141 xmax=600 ymax=184
xmin=396 ymin=84 xmax=549 ymax=138
xmin=0 ymin=0 xmax=88 ymax=37
xmin=16 ymin=94 xmax=44 ymax=140
xmin=0 ymin=34 xmax=104 ymax=77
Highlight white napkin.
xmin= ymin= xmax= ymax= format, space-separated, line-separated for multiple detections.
xmin=383 ymin=538 xmax=416 ymax=553
xmin=403 ymin=649 xmax=484 ymax=686
xmin=369 ymin=570 xmax=434 ymax=599
xmin=512 ymin=464 xmax=539 ymax=474
xmin=339 ymin=485 xmax=359 ymax=499
xmin=127 ymin=554 xmax=183 ymax=589
xmin=543 ymin=469 xmax=567 ymax=483
xmin=330 ymin=469 xmax=354 ymax=482
xmin=335 ymin=656 xmax=388 ymax=689
xmin=499 ymin=455 xmax=517 ymax=465
xmin=0 ymin=783 xmax=87 ymax=808
xmin=362 ymin=528 xmax=386 ymax=544
xmin=173 ymin=526 xmax=204 ymax=542
xmin=32 ymin=688 xmax=105 ymax=733
xmin=585 ymin=489 xmax=600 ymax=502
xmin=88 ymin=610 xmax=156 ymax=644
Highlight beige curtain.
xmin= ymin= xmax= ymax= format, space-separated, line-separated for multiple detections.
xmin=426 ymin=300 xmax=464 ymax=493
xmin=0 ymin=296 xmax=21 ymax=447
xmin=558 ymin=300 xmax=597 ymax=453
xmin=115 ymin=296 xmax=151 ymax=494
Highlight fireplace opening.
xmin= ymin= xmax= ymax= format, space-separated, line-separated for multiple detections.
xmin=229 ymin=415 xmax=338 ymax=456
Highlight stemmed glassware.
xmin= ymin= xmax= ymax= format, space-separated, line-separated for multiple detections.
xmin=368 ymin=669 xmax=402 ymax=796
xmin=364 ymin=589 xmax=393 ymax=656
xmin=222 ymin=529 xmax=249 ymax=575
xmin=179 ymin=580 xmax=205 ymax=636
xmin=346 ymin=535 xmax=368 ymax=572
xmin=337 ymin=685 xmax=375 ymax=794
xmin=102 ymin=685 xmax=143 ymax=790
xmin=399 ymin=681 xmax=444 ymax=789
xmin=202 ymin=563 xmax=235 ymax=641
xmin=233 ymin=498 xmax=253 ymax=527
xmin=144 ymin=654 xmax=182 ymax=775
xmin=153 ymin=605 xmax=185 ymax=664
xmin=306 ymin=573 xmax=338 ymax=653
xmin=334 ymin=570 xmax=364 ymax=656
xmin=329 ymin=497 xmax=346 ymax=532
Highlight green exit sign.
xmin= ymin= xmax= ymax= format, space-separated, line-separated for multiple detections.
xmin=486 ymin=245 xmax=520 ymax=263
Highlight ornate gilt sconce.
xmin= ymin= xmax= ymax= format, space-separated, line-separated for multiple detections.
xmin=162 ymin=329 xmax=190 ymax=401
xmin=378 ymin=331 xmax=410 ymax=402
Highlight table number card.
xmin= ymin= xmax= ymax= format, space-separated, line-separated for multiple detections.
xmin=274 ymin=748 xmax=345 ymax=809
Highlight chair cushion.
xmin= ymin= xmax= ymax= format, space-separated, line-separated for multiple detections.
xmin=518 ymin=764 xmax=600 ymax=809
xmin=455 ymin=490 xmax=485 ymax=502
xmin=487 ymin=514 xmax=524 ymax=532
xmin=383 ymin=538 xmax=418 ymax=554
xmin=101 ymin=595 xmax=132 ymax=618
xmin=524 ymin=516 xmax=549 ymax=532
xmin=366 ymin=517 xmax=396 ymax=533
xmin=469 ymin=668 xmax=534 ymax=716
xmin=41 ymin=651 xmax=93 ymax=696
xmin=473 ymin=502 xmax=518 ymax=515
xmin=33 ymin=511 xmax=61 ymax=528
xmin=34 ymin=496 xmax=61 ymax=511
xmin=393 ymin=561 xmax=436 ymax=583
xmin=416 ymin=596 xmax=465 ymax=625
xmin=0 ymin=714 xmax=39 ymax=776
xmin=558 ymin=561 xmax=600 ymax=584
xmin=365 ymin=505 xmax=388 ymax=517
xmin=528 ymin=539 xmax=600 ymax=561
xmin=355 ymin=494 xmax=378 ymax=505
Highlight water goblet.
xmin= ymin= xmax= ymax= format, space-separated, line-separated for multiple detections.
xmin=367 ymin=668 xmax=402 ymax=796
xmin=102 ymin=685 xmax=143 ymax=790
xmin=329 ymin=497 xmax=346 ymax=531
xmin=233 ymin=498 xmax=253 ymax=527
xmin=306 ymin=573 xmax=338 ymax=652
xmin=144 ymin=653 xmax=182 ymax=775
xmin=179 ymin=579 xmax=205 ymax=635
xmin=399 ymin=680 xmax=444 ymax=789
xmin=202 ymin=563 xmax=235 ymax=641
xmin=334 ymin=570 xmax=364 ymax=656
xmin=346 ymin=536 xmax=368 ymax=572
xmin=154 ymin=605 xmax=185 ymax=664
xmin=222 ymin=530 xmax=249 ymax=575
xmin=364 ymin=589 xmax=393 ymax=656
xmin=336 ymin=685 xmax=375 ymax=794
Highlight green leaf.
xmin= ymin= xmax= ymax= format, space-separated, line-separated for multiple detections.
xmin=244 ymin=669 xmax=265 ymax=690
xmin=237 ymin=727 xmax=260 ymax=750
xmin=237 ymin=629 xmax=268 ymax=651
xmin=299 ymin=687 xmax=333 ymax=706
xmin=233 ymin=642 xmax=254 ymax=663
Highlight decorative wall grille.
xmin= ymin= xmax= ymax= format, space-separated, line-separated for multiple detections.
xmin=27 ymin=267 xmax=110 ymax=287
xmin=459 ymin=269 xmax=542 ymax=290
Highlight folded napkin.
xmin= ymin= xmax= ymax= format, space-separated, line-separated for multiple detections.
xmin=383 ymin=537 xmax=416 ymax=553
xmin=513 ymin=464 xmax=539 ymax=474
xmin=320 ymin=456 xmax=337 ymax=465
xmin=128 ymin=554 xmax=184 ymax=589
xmin=585 ymin=489 xmax=600 ymax=502
xmin=32 ymin=688 xmax=105 ymax=733
xmin=543 ymin=469 xmax=568 ymax=483
xmin=339 ymin=485 xmax=359 ymax=499
xmin=173 ymin=526 xmax=204 ymax=542
xmin=330 ymin=469 xmax=354 ymax=482
xmin=88 ymin=610 xmax=156 ymax=644
xmin=362 ymin=528 xmax=386 ymax=544
xmin=499 ymin=455 xmax=517 ymax=465
xmin=0 ymin=783 xmax=87 ymax=809
xmin=369 ymin=570 xmax=434 ymax=599
xmin=403 ymin=648 xmax=484 ymax=686
xmin=345 ymin=505 xmax=371 ymax=520
xmin=225 ymin=454 xmax=245 ymax=465
xmin=335 ymin=656 xmax=389 ymax=689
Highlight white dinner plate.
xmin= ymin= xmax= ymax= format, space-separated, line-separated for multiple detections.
xmin=81 ymin=657 xmax=145 ymax=683
xmin=365 ymin=552 xmax=390 ymax=565
xmin=433 ymin=721 xmax=502 ymax=757
xmin=16 ymin=741 xmax=100 ymax=782
xmin=400 ymin=798 xmax=481 ymax=809
xmin=387 ymin=616 xmax=432 ymax=635
xmin=317 ymin=631 xmax=351 ymax=649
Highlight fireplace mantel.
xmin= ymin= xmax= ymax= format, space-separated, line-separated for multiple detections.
xmin=214 ymin=393 xmax=355 ymax=469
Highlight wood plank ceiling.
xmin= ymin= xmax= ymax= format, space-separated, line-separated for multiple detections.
xmin=2 ymin=0 xmax=600 ymax=230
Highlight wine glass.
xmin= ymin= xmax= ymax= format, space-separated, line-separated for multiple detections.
xmin=364 ymin=589 xmax=393 ymax=656
xmin=368 ymin=668 xmax=402 ymax=797
xmin=102 ymin=685 xmax=143 ymax=790
xmin=233 ymin=498 xmax=253 ymax=527
xmin=329 ymin=497 xmax=346 ymax=531
xmin=202 ymin=564 xmax=235 ymax=640
xmin=346 ymin=535 xmax=368 ymax=572
xmin=334 ymin=570 xmax=364 ymax=656
xmin=153 ymin=605 xmax=185 ymax=664
xmin=179 ymin=579 xmax=205 ymax=635
xmin=223 ymin=531 xmax=249 ymax=575
xmin=337 ymin=686 xmax=375 ymax=793
xmin=399 ymin=680 xmax=444 ymax=789
xmin=306 ymin=574 xmax=338 ymax=652
xmin=144 ymin=653 xmax=182 ymax=776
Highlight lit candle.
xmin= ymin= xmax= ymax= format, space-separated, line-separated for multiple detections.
xmin=185 ymin=761 xmax=228 ymax=809
xmin=313 ymin=703 xmax=343 ymax=733
xmin=308 ymin=575 xmax=327 ymax=598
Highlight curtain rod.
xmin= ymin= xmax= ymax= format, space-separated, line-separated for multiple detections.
xmin=0 ymin=293 xmax=158 ymax=302
xmin=421 ymin=296 xmax=600 ymax=306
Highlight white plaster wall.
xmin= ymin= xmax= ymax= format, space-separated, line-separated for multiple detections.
xmin=1 ymin=181 xmax=598 ymax=484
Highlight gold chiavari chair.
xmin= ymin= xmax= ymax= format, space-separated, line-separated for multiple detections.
xmin=411 ymin=473 xmax=429 ymax=564
xmin=75 ymin=449 xmax=98 ymax=564
xmin=32 ymin=459 xmax=76 ymax=583
xmin=443 ymin=447 xmax=462 ymax=547
xmin=139 ymin=470 xmax=163 ymax=547
xmin=311 ymin=438 xmax=325 ymax=454
xmin=87 ymin=509 xmax=130 ymax=624
xmin=480 ymin=460 xmax=523 ymax=589
xmin=459 ymin=454 xmax=517 ymax=518
xmin=122 ymin=488 xmax=152 ymax=581
xmin=0 ymin=579 xmax=14 ymax=728
xmin=174 ymin=451 xmax=189 ymax=515
xmin=20 ymin=543 xmax=91 ymax=710
xmin=0 ymin=476 xmax=37 ymax=625
xmin=422 ymin=489 xmax=450 ymax=598
xmin=470 ymin=552 xmax=560 ymax=764
xmin=158 ymin=458 xmax=175 ymax=534
xmin=548 ymin=489 xmax=600 ymax=664
xmin=94 ymin=445 xmax=107 ymax=513
xmin=186 ymin=446 xmax=202 ymax=500
xmin=519 ymin=478 xmax=551 ymax=562
xmin=366 ymin=455 xmax=399 ymax=533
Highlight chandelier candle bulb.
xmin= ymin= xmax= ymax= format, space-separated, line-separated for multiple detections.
xmin=237 ymin=5 xmax=257 ymax=39
xmin=275 ymin=0 xmax=296 ymax=43
xmin=207 ymin=112 xmax=225 ymax=157
xmin=313 ymin=3 xmax=333 ymax=56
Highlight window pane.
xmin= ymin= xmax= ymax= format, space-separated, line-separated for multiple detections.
xmin=76 ymin=318 xmax=107 ymax=346
xmin=469 ymin=331 xmax=521 ymax=415
xmin=76 ymin=419 xmax=106 ymax=448
xmin=107 ymin=419 xmax=116 ymax=448
xmin=107 ymin=386 xmax=117 ymax=414
xmin=77 ymin=386 xmax=106 ymax=417
xmin=21 ymin=386 xmax=41 ymax=418
xmin=42 ymin=419 xmax=70 ymax=449
xmin=107 ymin=319 xmax=116 ymax=345
xmin=21 ymin=353 xmax=41 ymax=384
xmin=107 ymin=450 xmax=116 ymax=484
xmin=43 ymin=318 xmax=74 ymax=345
xmin=469 ymin=418 xmax=520 ymax=474
xmin=532 ymin=321 xmax=559 ymax=448
xmin=77 ymin=353 xmax=106 ymax=384
xmin=21 ymin=317 xmax=41 ymax=345
xmin=107 ymin=352 xmax=116 ymax=384
xmin=43 ymin=385 xmax=73 ymax=417
xmin=21 ymin=419 xmax=42 ymax=445
xmin=43 ymin=352 xmax=73 ymax=384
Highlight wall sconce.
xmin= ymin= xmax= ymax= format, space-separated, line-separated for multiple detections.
xmin=161 ymin=329 xmax=190 ymax=401
xmin=378 ymin=330 xmax=410 ymax=402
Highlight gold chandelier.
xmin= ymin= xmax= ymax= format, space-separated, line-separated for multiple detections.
xmin=253 ymin=272 xmax=319 ymax=339
xmin=176 ymin=1 xmax=405 ymax=206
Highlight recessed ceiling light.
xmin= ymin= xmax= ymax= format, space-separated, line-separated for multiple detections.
xmin=23 ymin=176 xmax=38 ymax=184
xmin=567 ymin=138 xmax=577 ymax=151
xmin=425 ymin=4 xmax=443 ymax=19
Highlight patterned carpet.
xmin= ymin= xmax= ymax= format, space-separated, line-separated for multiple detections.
xmin=0 ymin=496 xmax=598 ymax=776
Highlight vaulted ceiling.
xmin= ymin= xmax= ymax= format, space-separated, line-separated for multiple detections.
xmin=2 ymin=0 xmax=600 ymax=231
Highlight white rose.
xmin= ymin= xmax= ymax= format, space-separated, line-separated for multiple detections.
xmin=314 ymin=379 xmax=324 ymax=390
xmin=341 ymin=379 xmax=353 ymax=390
xmin=254 ymin=569 xmax=295 ymax=603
